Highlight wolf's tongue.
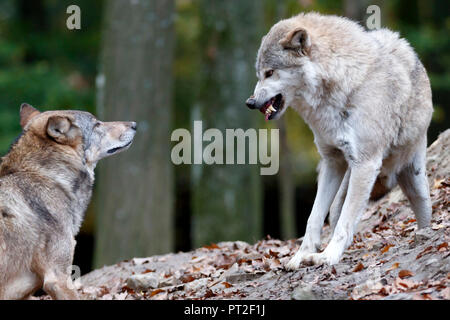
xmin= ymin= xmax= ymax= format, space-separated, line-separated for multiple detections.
xmin=265 ymin=112 xmax=270 ymax=121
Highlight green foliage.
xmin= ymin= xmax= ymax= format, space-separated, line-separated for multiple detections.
xmin=0 ymin=63 xmax=94 ymax=153
xmin=0 ymin=0 xmax=102 ymax=155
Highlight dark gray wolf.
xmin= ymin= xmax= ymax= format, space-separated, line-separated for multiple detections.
xmin=0 ymin=103 xmax=136 ymax=299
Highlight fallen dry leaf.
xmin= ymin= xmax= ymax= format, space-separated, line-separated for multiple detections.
xmin=353 ymin=262 xmax=365 ymax=272
xmin=420 ymin=293 xmax=433 ymax=300
xmin=378 ymin=287 xmax=389 ymax=296
xmin=416 ymin=246 xmax=433 ymax=259
xmin=387 ymin=262 xmax=400 ymax=271
xmin=142 ymin=269 xmax=155 ymax=274
xmin=180 ymin=274 xmax=196 ymax=283
xmin=237 ymin=258 xmax=252 ymax=265
xmin=381 ymin=244 xmax=394 ymax=254
xmin=121 ymin=285 xmax=135 ymax=294
xmin=204 ymin=289 xmax=216 ymax=299
xmin=203 ymin=243 xmax=220 ymax=250
xmin=395 ymin=278 xmax=419 ymax=290
xmin=149 ymin=289 xmax=165 ymax=297
xmin=398 ymin=270 xmax=413 ymax=279
xmin=404 ymin=218 xmax=416 ymax=225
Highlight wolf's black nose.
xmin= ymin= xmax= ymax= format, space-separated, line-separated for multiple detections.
xmin=246 ymin=98 xmax=257 ymax=109
xmin=131 ymin=122 xmax=137 ymax=131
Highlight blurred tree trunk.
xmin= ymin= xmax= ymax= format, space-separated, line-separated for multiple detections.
xmin=18 ymin=0 xmax=47 ymax=30
xmin=278 ymin=120 xmax=296 ymax=239
xmin=191 ymin=0 xmax=263 ymax=247
xmin=18 ymin=0 xmax=47 ymax=63
xmin=94 ymin=0 xmax=175 ymax=267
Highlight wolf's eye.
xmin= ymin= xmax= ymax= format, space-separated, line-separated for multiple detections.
xmin=265 ymin=70 xmax=274 ymax=78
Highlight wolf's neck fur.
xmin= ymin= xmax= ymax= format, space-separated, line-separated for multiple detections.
xmin=290 ymin=38 xmax=377 ymax=139
xmin=289 ymin=14 xmax=378 ymax=116
xmin=0 ymin=133 xmax=94 ymax=234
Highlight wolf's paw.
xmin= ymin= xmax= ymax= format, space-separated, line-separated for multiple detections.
xmin=302 ymin=251 xmax=341 ymax=266
xmin=285 ymin=255 xmax=302 ymax=270
xmin=302 ymin=252 xmax=329 ymax=266
xmin=285 ymin=251 xmax=314 ymax=270
xmin=286 ymin=251 xmax=341 ymax=269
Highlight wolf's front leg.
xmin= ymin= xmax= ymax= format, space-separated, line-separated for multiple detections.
xmin=304 ymin=159 xmax=382 ymax=265
xmin=286 ymin=160 xmax=345 ymax=270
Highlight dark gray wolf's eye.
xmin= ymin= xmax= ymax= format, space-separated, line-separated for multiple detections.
xmin=265 ymin=69 xmax=274 ymax=78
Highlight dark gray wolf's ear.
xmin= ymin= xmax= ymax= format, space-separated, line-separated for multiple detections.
xmin=20 ymin=103 xmax=40 ymax=128
xmin=279 ymin=27 xmax=311 ymax=56
xmin=47 ymin=115 xmax=81 ymax=145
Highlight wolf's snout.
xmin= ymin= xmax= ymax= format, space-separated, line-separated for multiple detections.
xmin=246 ymin=97 xmax=257 ymax=109
xmin=130 ymin=122 xmax=137 ymax=131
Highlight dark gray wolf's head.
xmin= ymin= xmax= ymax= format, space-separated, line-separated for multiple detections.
xmin=18 ymin=103 xmax=136 ymax=167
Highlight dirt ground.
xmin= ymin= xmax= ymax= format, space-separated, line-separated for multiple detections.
xmin=78 ymin=130 xmax=449 ymax=300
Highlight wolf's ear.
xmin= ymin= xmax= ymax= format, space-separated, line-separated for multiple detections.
xmin=279 ymin=27 xmax=311 ymax=56
xmin=20 ymin=103 xmax=41 ymax=128
xmin=47 ymin=115 xmax=81 ymax=144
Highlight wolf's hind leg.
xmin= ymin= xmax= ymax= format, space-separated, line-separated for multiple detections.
xmin=397 ymin=142 xmax=431 ymax=229
xmin=0 ymin=273 xmax=41 ymax=300
xmin=38 ymin=237 xmax=79 ymax=300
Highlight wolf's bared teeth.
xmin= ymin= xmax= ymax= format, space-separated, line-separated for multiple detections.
xmin=264 ymin=104 xmax=276 ymax=121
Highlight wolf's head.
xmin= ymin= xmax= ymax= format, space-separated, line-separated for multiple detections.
xmin=246 ymin=17 xmax=319 ymax=121
xmin=18 ymin=103 xmax=136 ymax=167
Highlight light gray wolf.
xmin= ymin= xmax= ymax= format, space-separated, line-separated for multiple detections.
xmin=0 ymin=103 xmax=136 ymax=299
xmin=246 ymin=12 xmax=433 ymax=267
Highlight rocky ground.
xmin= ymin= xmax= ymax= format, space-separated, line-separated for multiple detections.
xmin=78 ymin=130 xmax=449 ymax=300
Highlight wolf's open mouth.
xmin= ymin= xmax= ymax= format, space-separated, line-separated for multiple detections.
xmin=107 ymin=141 xmax=133 ymax=154
xmin=259 ymin=94 xmax=284 ymax=121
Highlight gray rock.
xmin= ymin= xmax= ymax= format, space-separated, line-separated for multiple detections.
xmin=159 ymin=276 xmax=176 ymax=288
xmin=414 ymin=227 xmax=433 ymax=244
xmin=238 ymin=252 xmax=264 ymax=260
xmin=226 ymin=272 xmax=263 ymax=284
xmin=184 ymin=278 xmax=209 ymax=292
xmin=292 ymin=284 xmax=316 ymax=300
xmin=126 ymin=273 xmax=159 ymax=290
